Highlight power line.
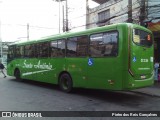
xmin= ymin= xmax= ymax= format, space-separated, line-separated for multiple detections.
xmin=71 ymin=0 xmax=160 ymax=29
xmin=71 ymin=4 xmax=143 ymax=30
xmin=69 ymin=0 xmax=140 ymax=21
xmin=1 ymin=23 xmax=58 ymax=30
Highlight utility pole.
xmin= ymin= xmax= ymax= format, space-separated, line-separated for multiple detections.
xmin=140 ymin=0 xmax=146 ymax=26
xmin=54 ymin=0 xmax=67 ymax=32
xmin=62 ymin=5 xmax=65 ymax=32
xmin=0 ymin=1 xmax=3 ymax=62
xmin=58 ymin=0 xmax=61 ymax=33
xmin=62 ymin=0 xmax=68 ymax=32
xmin=128 ymin=0 xmax=133 ymax=23
xmin=0 ymin=20 xmax=2 ymax=61
xmin=27 ymin=23 xmax=29 ymax=40
xmin=65 ymin=0 xmax=68 ymax=32
xmin=86 ymin=0 xmax=89 ymax=29
xmin=53 ymin=0 xmax=63 ymax=33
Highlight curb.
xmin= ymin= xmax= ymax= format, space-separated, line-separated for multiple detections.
xmin=130 ymin=90 xmax=160 ymax=98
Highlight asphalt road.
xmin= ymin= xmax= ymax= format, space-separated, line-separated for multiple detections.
xmin=0 ymin=74 xmax=160 ymax=120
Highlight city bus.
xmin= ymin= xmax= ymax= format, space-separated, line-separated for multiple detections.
xmin=7 ymin=23 xmax=154 ymax=92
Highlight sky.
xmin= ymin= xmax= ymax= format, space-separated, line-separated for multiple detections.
xmin=0 ymin=0 xmax=98 ymax=42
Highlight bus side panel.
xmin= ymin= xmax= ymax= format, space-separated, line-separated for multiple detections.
xmin=52 ymin=58 xmax=66 ymax=84
xmin=128 ymin=30 xmax=153 ymax=89
xmin=7 ymin=59 xmax=25 ymax=78
xmin=21 ymin=58 xmax=65 ymax=84
xmin=125 ymin=71 xmax=154 ymax=90
xmin=85 ymin=26 xmax=128 ymax=90
xmin=65 ymin=58 xmax=88 ymax=88
xmin=7 ymin=60 xmax=16 ymax=76
xmin=21 ymin=59 xmax=37 ymax=80
xmin=117 ymin=24 xmax=131 ymax=90
xmin=86 ymin=57 xmax=123 ymax=90
xmin=29 ymin=58 xmax=56 ymax=83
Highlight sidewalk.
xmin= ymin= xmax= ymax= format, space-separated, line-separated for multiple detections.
xmin=131 ymin=81 xmax=160 ymax=97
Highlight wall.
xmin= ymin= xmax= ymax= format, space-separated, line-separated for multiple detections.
xmin=87 ymin=0 xmax=141 ymax=29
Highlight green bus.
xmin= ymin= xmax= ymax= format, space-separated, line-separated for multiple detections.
xmin=7 ymin=23 xmax=154 ymax=92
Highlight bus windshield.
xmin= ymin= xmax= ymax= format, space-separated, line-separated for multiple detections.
xmin=133 ymin=29 xmax=152 ymax=47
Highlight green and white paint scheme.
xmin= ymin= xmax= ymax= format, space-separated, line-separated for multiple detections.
xmin=7 ymin=23 xmax=154 ymax=92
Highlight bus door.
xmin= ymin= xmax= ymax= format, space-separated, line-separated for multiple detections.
xmin=129 ymin=29 xmax=153 ymax=81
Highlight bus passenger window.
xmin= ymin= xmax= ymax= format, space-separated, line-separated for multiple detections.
xmin=15 ymin=46 xmax=21 ymax=58
xmin=67 ymin=37 xmax=77 ymax=57
xmin=77 ymin=36 xmax=88 ymax=57
xmin=90 ymin=33 xmax=104 ymax=57
xmin=35 ymin=44 xmax=39 ymax=58
xmin=8 ymin=46 xmax=15 ymax=60
xmin=67 ymin=36 xmax=88 ymax=57
xmin=19 ymin=46 xmax=24 ymax=58
xmin=57 ymin=40 xmax=65 ymax=57
xmin=90 ymin=31 xmax=118 ymax=57
xmin=24 ymin=45 xmax=35 ymax=58
xmin=103 ymin=32 xmax=118 ymax=56
xmin=39 ymin=42 xmax=49 ymax=58
xmin=50 ymin=41 xmax=58 ymax=57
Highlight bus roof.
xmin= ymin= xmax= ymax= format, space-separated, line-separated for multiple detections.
xmin=9 ymin=23 xmax=151 ymax=46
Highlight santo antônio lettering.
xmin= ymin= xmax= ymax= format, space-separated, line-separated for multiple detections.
xmin=23 ymin=60 xmax=52 ymax=70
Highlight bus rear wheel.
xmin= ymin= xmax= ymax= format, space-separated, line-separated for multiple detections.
xmin=15 ymin=69 xmax=21 ymax=81
xmin=59 ymin=73 xmax=73 ymax=93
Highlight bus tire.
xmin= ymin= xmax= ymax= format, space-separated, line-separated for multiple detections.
xmin=15 ymin=69 xmax=22 ymax=81
xmin=59 ymin=73 xmax=73 ymax=93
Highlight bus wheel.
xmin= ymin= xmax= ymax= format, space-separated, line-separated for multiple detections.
xmin=15 ymin=69 xmax=21 ymax=81
xmin=59 ymin=73 xmax=73 ymax=93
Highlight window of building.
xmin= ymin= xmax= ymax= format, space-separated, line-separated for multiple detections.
xmin=90 ymin=31 xmax=118 ymax=57
xmin=98 ymin=9 xmax=110 ymax=24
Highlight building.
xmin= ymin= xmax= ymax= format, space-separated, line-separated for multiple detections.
xmin=0 ymin=42 xmax=13 ymax=65
xmin=86 ymin=0 xmax=142 ymax=28
xmin=86 ymin=0 xmax=160 ymax=62
xmin=146 ymin=0 xmax=160 ymax=62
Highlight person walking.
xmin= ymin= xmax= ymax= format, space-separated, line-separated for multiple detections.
xmin=0 ymin=61 xmax=6 ymax=78
xmin=154 ymin=61 xmax=159 ymax=81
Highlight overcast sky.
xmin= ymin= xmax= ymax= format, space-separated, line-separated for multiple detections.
xmin=0 ymin=0 xmax=98 ymax=42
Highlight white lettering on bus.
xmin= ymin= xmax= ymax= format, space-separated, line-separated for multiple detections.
xmin=141 ymin=59 xmax=148 ymax=62
xmin=22 ymin=69 xmax=55 ymax=76
xmin=34 ymin=61 xmax=52 ymax=70
xmin=138 ymin=68 xmax=150 ymax=70
xmin=23 ymin=60 xmax=33 ymax=68
xmin=23 ymin=60 xmax=52 ymax=70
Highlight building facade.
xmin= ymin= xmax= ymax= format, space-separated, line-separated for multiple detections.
xmin=86 ymin=0 xmax=160 ymax=62
xmin=86 ymin=0 xmax=142 ymax=28
xmin=0 ymin=42 xmax=12 ymax=65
